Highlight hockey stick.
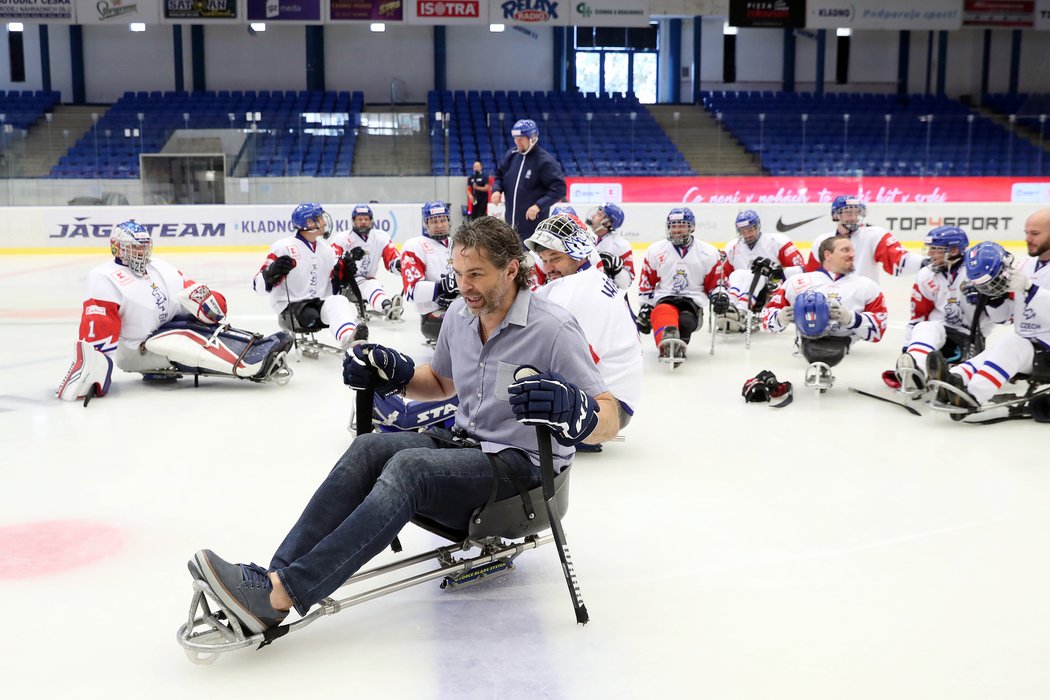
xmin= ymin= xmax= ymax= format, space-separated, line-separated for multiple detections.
xmin=847 ymin=387 xmax=922 ymax=416
xmin=743 ymin=269 xmax=767 ymax=350
xmin=514 ymin=366 xmax=590 ymax=625
xmin=341 ymin=252 xmax=369 ymax=320
xmin=962 ymin=290 xmax=988 ymax=362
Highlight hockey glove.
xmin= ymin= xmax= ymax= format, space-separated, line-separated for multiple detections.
xmin=636 ymin=304 xmax=653 ymax=334
xmin=829 ymin=302 xmax=854 ymax=326
xmin=262 ymin=255 xmax=296 ymax=291
xmin=343 ymin=343 xmax=415 ymax=397
xmin=388 ymin=257 xmax=402 ymax=274
xmin=750 ymin=257 xmax=774 ymax=278
xmin=179 ymin=283 xmax=227 ymax=324
xmin=710 ymin=291 xmax=731 ymax=315
xmin=1005 ymin=268 xmax=1032 ymax=296
xmin=507 ymin=371 xmax=600 ymax=447
xmin=960 ymin=281 xmax=981 ymax=306
xmin=438 ymin=271 xmax=459 ymax=297
xmin=599 ymin=252 xmax=623 ymax=278
xmin=777 ymin=305 xmax=795 ymax=325
xmin=333 ymin=252 xmax=360 ymax=288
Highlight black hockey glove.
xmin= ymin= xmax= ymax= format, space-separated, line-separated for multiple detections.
xmin=388 ymin=257 xmax=402 ymax=274
xmin=960 ymin=281 xmax=980 ymax=306
xmin=636 ymin=304 xmax=653 ymax=335
xmin=710 ymin=291 xmax=731 ymax=315
xmin=507 ymin=370 xmax=600 ymax=447
xmin=436 ymin=271 xmax=459 ymax=309
xmin=751 ymin=257 xmax=783 ymax=285
xmin=262 ymin=255 xmax=296 ymax=291
xmin=343 ymin=343 xmax=415 ymax=397
xmin=599 ymin=252 xmax=623 ymax=278
xmin=333 ymin=252 xmax=360 ymax=288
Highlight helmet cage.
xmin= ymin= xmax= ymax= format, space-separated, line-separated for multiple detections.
xmin=525 ymin=214 xmax=595 ymax=261
xmin=110 ymin=221 xmax=152 ymax=276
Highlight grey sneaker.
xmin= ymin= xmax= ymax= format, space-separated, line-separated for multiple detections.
xmin=191 ymin=549 xmax=289 ymax=634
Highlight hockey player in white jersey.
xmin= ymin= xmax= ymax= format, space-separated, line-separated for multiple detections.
xmin=57 ymin=221 xmax=293 ymax=403
xmin=330 ymin=204 xmax=404 ymax=321
xmin=804 ymin=195 xmax=924 ymax=282
xmin=716 ymin=209 xmax=805 ymax=332
xmin=763 ymin=235 xmax=888 ymax=391
xmin=926 ymin=211 xmax=1050 ymax=411
xmin=637 ymin=207 xmax=727 ymax=365
xmin=253 ymin=202 xmax=365 ymax=349
xmin=526 ymin=213 xmax=642 ymax=432
xmin=585 ymin=202 xmax=635 ymax=290
xmin=400 ymin=201 xmax=460 ymax=345
xmin=885 ymin=226 xmax=1011 ymax=394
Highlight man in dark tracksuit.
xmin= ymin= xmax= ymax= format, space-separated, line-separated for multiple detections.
xmin=490 ymin=119 xmax=567 ymax=244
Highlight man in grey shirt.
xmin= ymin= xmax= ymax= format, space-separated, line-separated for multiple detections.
xmin=189 ymin=216 xmax=617 ymax=635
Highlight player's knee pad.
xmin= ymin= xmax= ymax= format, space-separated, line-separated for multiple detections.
xmin=420 ymin=311 xmax=445 ymax=344
xmin=57 ymin=341 xmax=113 ymax=401
xmin=801 ymin=336 xmax=851 ymax=368
xmin=372 ymin=393 xmax=459 ymax=432
xmin=143 ymin=319 xmax=293 ymax=380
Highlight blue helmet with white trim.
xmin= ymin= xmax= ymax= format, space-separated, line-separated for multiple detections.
xmin=666 ymin=207 xmax=695 ymax=246
xmin=550 ymin=204 xmax=578 ymax=218
xmin=795 ymin=289 xmax=831 ymax=338
xmin=525 ymin=213 xmax=595 ymax=261
xmin=421 ymin=201 xmax=450 ymax=241
xmin=586 ymin=202 xmax=625 ymax=235
xmin=351 ymin=204 xmax=374 ymax=236
xmin=923 ymin=225 xmax=969 ymax=271
xmin=965 ymin=241 xmax=1015 ymax=297
xmin=292 ymin=202 xmax=324 ymax=229
xmin=735 ymin=209 xmax=761 ymax=244
xmin=831 ymin=195 xmax=866 ymax=232
xmin=511 ymin=119 xmax=539 ymax=140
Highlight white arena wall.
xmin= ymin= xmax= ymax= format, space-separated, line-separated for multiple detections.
xmin=1 ymin=201 xmax=1034 ymax=253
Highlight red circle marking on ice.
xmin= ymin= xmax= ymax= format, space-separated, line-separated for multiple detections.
xmin=0 ymin=521 xmax=124 ymax=579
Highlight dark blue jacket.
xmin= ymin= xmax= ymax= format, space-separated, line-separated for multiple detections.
xmin=492 ymin=144 xmax=567 ymax=241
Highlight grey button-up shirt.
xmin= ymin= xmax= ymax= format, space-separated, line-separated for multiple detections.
xmin=431 ymin=287 xmax=606 ymax=471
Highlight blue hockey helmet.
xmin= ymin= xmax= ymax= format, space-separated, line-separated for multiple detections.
xmin=511 ymin=119 xmax=539 ymax=140
xmin=666 ymin=207 xmax=696 ymax=246
xmin=550 ymin=203 xmax=578 ymax=218
xmin=831 ymin=195 xmax=866 ymax=232
xmin=586 ymin=202 xmax=625 ymax=235
xmin=923 ymin=225 xmax=969 ymax=271
xmin=735 ymin=209 xmax=761 ymax=244
xmin=110 ymin=220 xmax=152 ymax=276
xmin=292 ymin=202 xmax=325 ymax=229
xmin=965 ymin=241 xmax=1015 ymax=297
xmin=421 ymin=201 xmax=450 ymax=240
xmin=795 ymin=289 xmax=831 ymax=338
xmin=525 ymin=213 xmax=595 ymax=261
xmin=351 ymin=204 xmax=374 ymax=235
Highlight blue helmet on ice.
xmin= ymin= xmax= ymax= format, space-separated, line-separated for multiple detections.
xmin=965 ymin=241 xmax=1015 ymax=297
xmin=110 ymin=220 xmax=152 ymax=276
xmin=511 ymin=119 xmax=539 ymax=140
xmin=525 ymin=213 xmax=595 ymax=261
xmin=666 ymin=207 xmax=696 ymax=246
xmin=421 ymin=201 xmax=450 ymax=241
xmin=831 ymin=195 xmax=866 ymax=232
xmin=292 ymin=202 xmax=325 ymax=230
xmin=735 ymin=209 xmax=761 ymax=243
xmin=923 ymin=226 xmax=969 ymax=271
xmin=795 ymin=290 xmax=831 ymax=338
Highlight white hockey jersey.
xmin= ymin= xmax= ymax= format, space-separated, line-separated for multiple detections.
xmin=400 ymin=234 xmax=453 ymax=314
xmin=535 ymin=264 xmax=642 ymax=414
xmin=79 ymin=258 xmax=196 ymax=354
xmin=595 ymin=231 xmax=636 ymax=290
xmin=805 ymin=224 xmax=922 ymax=282
xmin=252 ymin=234 xmax=340 ymax=312
xmin=638 ymin=239 xmax=725 ymax=307
xmin=907 ymin=263 xmax=1012 ymax=344
xmin=330 ymin=228 xmax=400 ymax=280
xmin=723 ymin=232 xmax=805 ymax=278
xmin=1013 ymin=257 xmax=1050 ymax=348
xmin=763 ymin=269 xmax=888 ymax=342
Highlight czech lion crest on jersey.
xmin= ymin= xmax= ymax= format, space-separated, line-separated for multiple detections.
xmin=670 ymin=267 xmax=690 ymax=294
xmin=943 ymin=295 xmax=964 ymax=326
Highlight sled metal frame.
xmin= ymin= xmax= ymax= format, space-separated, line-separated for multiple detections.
xmin=177 ymin=531 xmax=552 ymax=664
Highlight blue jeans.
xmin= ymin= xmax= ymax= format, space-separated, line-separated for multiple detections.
xmin=270 ymin=430 xmax=539 ymax=615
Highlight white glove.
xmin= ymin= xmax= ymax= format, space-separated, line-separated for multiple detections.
xmin=829 ymin=302 xmax=853 ymax=326
xmin=1006 ymin=268 xmax=1031 ymax=295
xmin=778 ymin=305 xmax=794 ymax=325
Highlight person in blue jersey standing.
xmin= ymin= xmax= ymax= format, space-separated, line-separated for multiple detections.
xmin=490 ymin=119 xmax=567 ymax=244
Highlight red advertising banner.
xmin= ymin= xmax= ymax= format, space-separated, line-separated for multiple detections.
xmin=566 ymin=176 xmax=1050 ymax=205
xmin=962 ymin=0 xmax=1035 ymax=27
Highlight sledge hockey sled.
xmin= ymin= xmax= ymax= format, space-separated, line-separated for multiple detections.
xmin=278 ymin=302 xmax=342 ymax=360
xmin=926 ymin=351 xmax=1050 ymax=422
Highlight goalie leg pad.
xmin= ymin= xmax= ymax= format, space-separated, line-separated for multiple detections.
xmin=143 ymin=320 xmax=293 ymax=380
xmin=57 ymin=341 xmax=114 ymax=401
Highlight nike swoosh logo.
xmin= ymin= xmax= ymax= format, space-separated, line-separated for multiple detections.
xmin=776 ymin=215 xmax=823 ymax=233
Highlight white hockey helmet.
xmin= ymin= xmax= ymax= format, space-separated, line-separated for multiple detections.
xmin=525 ymin=213 xmax=595 ymax=261
xmin=110 ymin=220 xmax=152 ymax=276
